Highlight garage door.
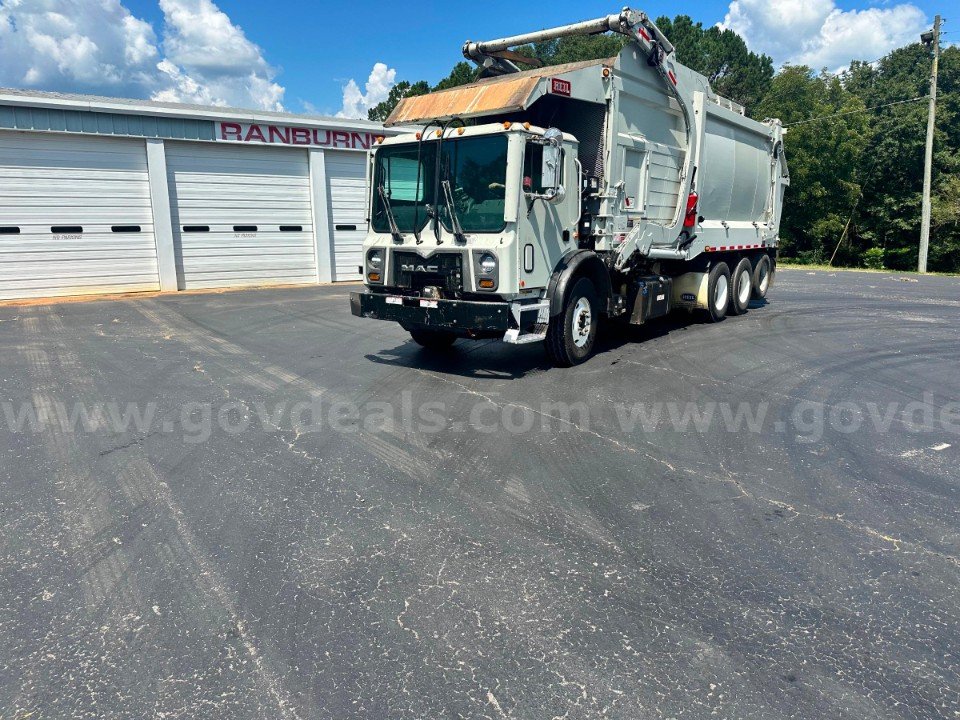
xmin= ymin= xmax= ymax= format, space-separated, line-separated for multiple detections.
xmin=166 ymin=142 xmax=316 ymax=289
xmin=325 ymin=150 xmax=368 ymax=281
xmin=0 ymin=132 xmax=160 ymax=301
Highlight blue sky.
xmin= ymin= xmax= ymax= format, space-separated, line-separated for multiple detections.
xmin=0 ymin=0 xmax=940 ymax=118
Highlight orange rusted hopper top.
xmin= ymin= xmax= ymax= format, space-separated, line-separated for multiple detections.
xmin=384 ymin=58 xmax=612 ymax=127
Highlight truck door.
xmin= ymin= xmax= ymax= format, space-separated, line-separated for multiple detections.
xmin=520 ymin=139 xmax=579 ymax=290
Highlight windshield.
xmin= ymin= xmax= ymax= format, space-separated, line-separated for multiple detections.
xmin=372 ymin=135 xmax=508 ymax=235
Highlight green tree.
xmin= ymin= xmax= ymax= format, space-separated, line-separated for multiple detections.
xmin=433 ymin=62 xmax=478 ymax=91
xmin=655 ymin=15 xmax=774 ymax=111
xmin=525 ymin=33 xmax=627 ymax=66
xmin=843 ymin=44 xmax=960 ymax=271
xmin=754 ymin=66 xmax=871 ymax=263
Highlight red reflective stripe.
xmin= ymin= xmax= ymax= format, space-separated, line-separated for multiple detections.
xmin=638 ymin=27 xmax=651 ymax=41
xmin=668 ymin=70 xmax=677 ymax=85
xmin=701 ymin=243 xmax=772 ymax=253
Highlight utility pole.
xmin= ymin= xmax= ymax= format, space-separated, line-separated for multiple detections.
xmin=918 ymin=14 xmax=941 ymax=273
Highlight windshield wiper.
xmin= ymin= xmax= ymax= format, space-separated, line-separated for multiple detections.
xmin=440 ymin=177 xmax=466 ymax=244
xmin=377 ymin=183 xmax=403 ymax=243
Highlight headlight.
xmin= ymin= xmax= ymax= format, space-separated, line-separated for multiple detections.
xmin=479 ymin=253 xmax=497 ymax=274
xmin=367 ymin=249 xmax=383 ymax=268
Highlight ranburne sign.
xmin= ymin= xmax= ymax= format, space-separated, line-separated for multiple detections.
xmin=217 ymin=121 xmax=378 ymax=151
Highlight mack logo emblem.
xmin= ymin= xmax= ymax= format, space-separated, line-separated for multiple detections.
xmin=400 ymin=264 xmax=439 ymax=273
xmin=549 ymin=78 xmax=572 ymax=96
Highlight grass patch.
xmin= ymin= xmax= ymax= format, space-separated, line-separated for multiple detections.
xmin=778 ymin=262 xmax=960 ymax=277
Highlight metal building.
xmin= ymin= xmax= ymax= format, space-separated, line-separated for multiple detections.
xmin=0 ymin=88 xmax=395 ymax=301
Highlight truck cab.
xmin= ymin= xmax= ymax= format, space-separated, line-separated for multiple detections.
xmin=353 ymin=122 xmax=593 ymax=357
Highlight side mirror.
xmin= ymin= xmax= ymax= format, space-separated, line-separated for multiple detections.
xmin=541 ymin=127 xmax=564 ymax=203
xmin=523 ymin=128 xmax=566 ymax=204
xmin=541 ymin=127 xmax=563 ymax=189
xmin=541 ymin=145 xmax=561 ymax=189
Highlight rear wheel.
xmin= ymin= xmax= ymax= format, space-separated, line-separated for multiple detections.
xmin=409 ymin=328 xmax=456 ymax=349
xmin=752 ymin=255 xmax=772 ymax=299
xmin=705 ymin=262 xmax=730 ymax=322
xmin=729 ymin=257 xmax=752 ymax=315
xmin=546 ymin=276 xmax=599 ymax=366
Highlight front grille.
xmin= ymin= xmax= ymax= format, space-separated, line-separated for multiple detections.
xmin=392 ymin=251 xmax=464 ymax=292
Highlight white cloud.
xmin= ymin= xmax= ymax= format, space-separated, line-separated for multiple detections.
xmin=0 ymin=0 xmax=285 ymax=110
xmin=123 ymin=15 xmax=160 ymax=66
xmin=159 ymin=0 xmax=266 ymax=76
xmin=153 ymin=58 xmax=220 ymax=106
xmin=156 ymin=0 xmax=285 ymax=110
xmin=338 ymin=62 xmax=396 ymax=119
xmin=722 ymin=0 xmax=928 ymax=71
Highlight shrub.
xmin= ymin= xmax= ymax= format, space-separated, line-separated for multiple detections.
xmin=863 ymin=247 xmax=885 ymax=269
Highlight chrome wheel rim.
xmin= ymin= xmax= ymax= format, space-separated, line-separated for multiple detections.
xmin=714 ymin=274 xmax=729 ymax=312
xmin=572 ymin=297 xmax=593 ymax=348
xmin=758 ymin=264 xmax=769 ymax=294
xmin=738 ymin=269 xmax=751 ymax=305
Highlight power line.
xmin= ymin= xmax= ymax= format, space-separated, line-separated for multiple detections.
xmin=783 ymin=95 xmax=929 ymax=127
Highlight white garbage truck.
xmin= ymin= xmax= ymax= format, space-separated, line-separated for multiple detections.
xmin=350 ymin=7 xmax=790 ymax=365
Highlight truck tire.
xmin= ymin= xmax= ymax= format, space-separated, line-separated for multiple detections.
xmin=409 ymin=328 xmax=457 ymax=349
xmin=546 ymin=276 xmax=598 ymax=366
xmin=705 ymin=262 xmax=731 ymax=322
xmin=752 ymin=255 xmax=772 ymax=299
xmin=729 ymin=257 xmax=753 ymax=315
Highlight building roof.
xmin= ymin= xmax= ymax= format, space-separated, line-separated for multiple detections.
xmin=0 ymin=87 xmax=384 ymax=131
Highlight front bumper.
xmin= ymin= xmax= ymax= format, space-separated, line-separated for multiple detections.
xmin=350 ymin=291 xmax=511 ymax=336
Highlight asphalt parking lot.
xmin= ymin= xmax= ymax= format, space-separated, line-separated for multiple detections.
xmin=1 ymin=268 xmax=958 ymax=719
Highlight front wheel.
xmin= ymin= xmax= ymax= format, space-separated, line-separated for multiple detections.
xmin=409 ymin=328 xmax=457 ymax=349
xmin=546 ymin=277 xmax=599 ymax=367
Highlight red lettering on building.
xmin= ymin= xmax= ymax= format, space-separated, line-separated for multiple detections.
xmin=268 ymin=125 xmax=290 ymax=144
xmin=221 ymin=122 xmax=242 ymax=140
xmin=244 ymin=124 xmax=267 ymax=142
xmin=352 ymin=132 xmax=371 ymax=150
xmin=219 ymin=122 xmax=374 ymax=150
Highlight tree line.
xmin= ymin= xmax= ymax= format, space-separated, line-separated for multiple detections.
xmin=369 ymin=15 xmax=958 ymax=273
